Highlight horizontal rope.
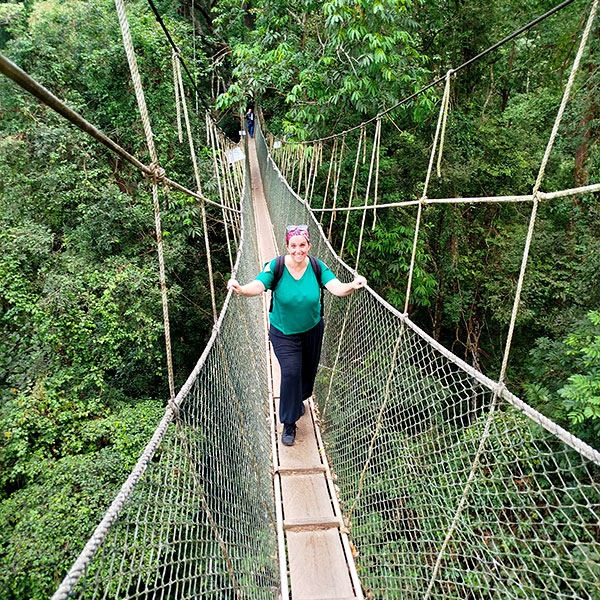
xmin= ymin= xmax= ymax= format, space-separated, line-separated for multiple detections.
xmin=310 ymin=183 xmax=600 ymax=212
xmin=0 ymin=54 xmax=240 ymax=214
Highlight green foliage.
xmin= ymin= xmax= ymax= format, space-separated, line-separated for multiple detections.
xmin=0 ymin=0 xmax=228 ymax=596
xmin=214 ymin=0 xmax=431 ymax=138
xmin=559 ymin=310 xmax=600 ymax=425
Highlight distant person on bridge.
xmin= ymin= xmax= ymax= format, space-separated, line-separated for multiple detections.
xmin=228 ymin=224 xmax=366 ymax=446
xmin=245 ymin=107 xmax=255 ymax=138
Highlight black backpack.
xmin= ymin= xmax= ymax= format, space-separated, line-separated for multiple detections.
xmin=269 ymin=255 xmax=325 ymax=317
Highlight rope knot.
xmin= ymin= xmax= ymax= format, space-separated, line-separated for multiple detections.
xmin=167 ymin=398 xmax=180 ymax=417
xmin=146 ymin=161 xmax=166 ymax=184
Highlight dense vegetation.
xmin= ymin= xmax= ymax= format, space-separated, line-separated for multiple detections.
xmin=0 ymin=0 xmax=598 ymax=597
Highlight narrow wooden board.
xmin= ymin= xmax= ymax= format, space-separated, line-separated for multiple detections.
xmin=284 ymin=516 xmax=342 ymax=531
xmin=280 ymin=473 xmax=334 ymax=522
xmin=287 ymin=530 xmax=356 ymax=599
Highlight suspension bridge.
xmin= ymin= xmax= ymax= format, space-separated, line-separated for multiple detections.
xmin=0 ymin=0 xmax=599 ymax=598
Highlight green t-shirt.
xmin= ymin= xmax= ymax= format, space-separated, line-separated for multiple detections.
xmin=255 ymin=258 xmax=336 ymax=334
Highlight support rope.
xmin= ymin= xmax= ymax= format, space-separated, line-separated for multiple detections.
xmin=403 ymin=70 xmax=453 ymax=315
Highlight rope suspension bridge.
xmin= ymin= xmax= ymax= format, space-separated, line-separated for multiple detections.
xmin=1 ymin=0 xmax=599 ymax=598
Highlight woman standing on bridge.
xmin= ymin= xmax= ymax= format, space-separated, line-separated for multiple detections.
xmin=227 ymin=225 xmax=366 ymax=446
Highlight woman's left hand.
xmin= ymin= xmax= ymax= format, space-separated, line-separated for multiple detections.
xmin=350 ymin=275 xmax=367 ymax=289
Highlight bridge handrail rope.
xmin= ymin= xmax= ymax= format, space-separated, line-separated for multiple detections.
xmin=259 ymin=93 xmax=600 ymax=594
xmin=51 ymin=186 xmax=251 ymax=599
xmin=292 ymin=0 xmax=577 ymax=145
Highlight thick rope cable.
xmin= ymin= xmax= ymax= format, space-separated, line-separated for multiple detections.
xmin=115 ymin=0 xmax=175 ymax=400
xmin=295 ymin=0 xmax=577 ymax=145
xmin=310 ymin=182 xmax=600 ymax=211
xmin=403 ymin=71 xmax=453 ymax=315
xmin=0 ymin=55 xmax=240 ymax=215
xmin=422 ymin=5 xmax=598 ymax=596
xmin=174 ymin=56 xmax=218 ymax=321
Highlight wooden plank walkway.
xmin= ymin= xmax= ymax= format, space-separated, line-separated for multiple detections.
xmin=247 ymin=137 xmax=363 ymax=600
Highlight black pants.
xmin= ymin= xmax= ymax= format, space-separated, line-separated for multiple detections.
xmin=270 ymin=319 xmax=324 ymax=425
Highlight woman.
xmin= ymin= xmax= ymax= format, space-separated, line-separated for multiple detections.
xmin=227 ymin=225 xmax=366 ymax=446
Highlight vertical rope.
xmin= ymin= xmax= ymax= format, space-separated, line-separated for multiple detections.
xmin=208 ymin=119 xmax=234 ymax=271
xmin=372 ymin=117 xmax=382 ymax=230
xmin=436 ymin=71 xmax=453 ymax=178
xmin=403 ymin=70 xmax=454 ymax=315
xmin=172 ymin=50 xmax=183 ymax=144
xmin=328 ymin=135 xmax=346 ymax=241
xmin=296 ymin=145 xmax=305 ymax=196
xmin=498 ymin=0 xmax=598 ymax=385
xmin=320 ymin=138 xmax=337 ymax=226
xmin=175 ymin=57 xmax=218 ymax=321
xmin=355 ymin=118 xmax=381 ymax=270
xmin=340 ymin=127 xmax=364 ymax=260
xmin=114 ymin=0 xmax=175 ymax=400
xmin=308 ymin=141 xmax=321 ymax=204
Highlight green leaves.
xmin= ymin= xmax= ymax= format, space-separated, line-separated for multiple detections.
xmin=215 ymin=0 xmax=430 ymax=138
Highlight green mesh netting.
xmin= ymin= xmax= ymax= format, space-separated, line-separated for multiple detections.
xmin=53 ymin=149 xmax=278 ymax=600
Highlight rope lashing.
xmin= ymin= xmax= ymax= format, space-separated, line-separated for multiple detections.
xmin=436 ymin=69 xmax=454 ymax=179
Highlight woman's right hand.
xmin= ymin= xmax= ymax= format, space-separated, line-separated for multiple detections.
xmin=227 ymin=279 xmax=242 ymax=294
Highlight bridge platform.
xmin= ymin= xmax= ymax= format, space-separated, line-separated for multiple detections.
xmin=247 ymin=137 xmax=363 ymax=600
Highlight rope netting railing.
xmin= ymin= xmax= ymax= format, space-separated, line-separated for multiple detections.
xmin=52 ymin=152 xmax=279 ymax=599
xmin=255 ymin=118 xmax=600 ymax=598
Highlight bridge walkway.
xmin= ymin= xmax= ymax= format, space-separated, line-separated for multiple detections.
xmin=247 ymin=137 xmax=363 ymax=600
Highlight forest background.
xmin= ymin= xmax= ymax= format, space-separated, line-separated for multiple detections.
xmin=0 ymin=0 xmax=598 ymax=597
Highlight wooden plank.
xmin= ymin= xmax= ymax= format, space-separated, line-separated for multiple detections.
xmin=287 ymin=530 xmax=356 ymax=599
xmin=276 ymin=465 xmax=326 ymax=475
xmin=276 ymin=398 xmax=322 ymax=468
xmin=284 ymin=516 xmax=342 ymax=531
xmin=280 ymin=474 xmax=334 ymax=522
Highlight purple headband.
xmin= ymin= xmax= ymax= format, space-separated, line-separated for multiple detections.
xmin=286 ymin=225 xmax=310 ymax=243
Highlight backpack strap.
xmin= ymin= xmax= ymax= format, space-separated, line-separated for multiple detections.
xmin=268 ymin=256 xmax=286 ymax=313
xmin=308 ymin=256 xmax=325 ymax=318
